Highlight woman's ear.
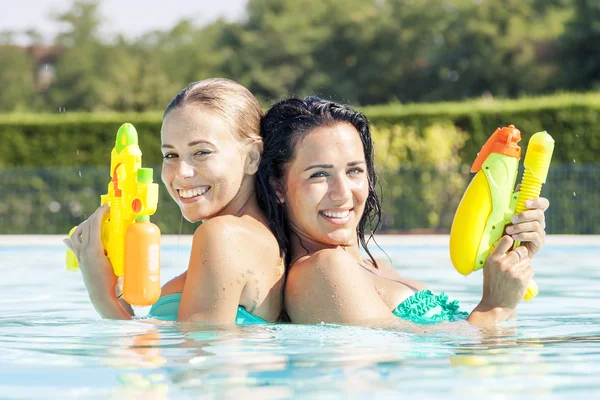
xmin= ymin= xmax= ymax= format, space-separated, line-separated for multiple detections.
xmin=244 ymin=140 xmax=263 ymax=175
xmin=269 ymin=176 xmax=285 ymax=204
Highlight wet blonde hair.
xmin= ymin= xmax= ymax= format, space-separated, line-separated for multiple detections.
xmin=164 ymin=78 xmax=263 ymax=143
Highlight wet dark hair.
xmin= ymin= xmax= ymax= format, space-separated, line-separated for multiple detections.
xmin=256 ymin=96 xmax=382 ymax=267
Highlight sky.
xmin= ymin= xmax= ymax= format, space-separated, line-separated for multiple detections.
xmin=0 ymin=0 xmax=248 ymax=43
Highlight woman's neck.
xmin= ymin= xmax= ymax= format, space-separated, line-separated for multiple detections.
xmin=212 ymin=177 xmax=265 ymax=222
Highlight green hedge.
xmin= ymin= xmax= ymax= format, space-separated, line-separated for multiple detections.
xmin=361 ymin=92 xmax=600 ymax=164
xmin=2 ymin=92 xmax=600 ymax=167
xmin=0 ymin=112 xmax=165 ymax=168
xmin=1 ymin=92 xmax=599 ymax=234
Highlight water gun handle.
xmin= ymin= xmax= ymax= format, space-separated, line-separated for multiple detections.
xmin=66 ymin=227 xmax=79 ymax=271
xmin=65 ymin=210 xmax=110 ymax=272
xmin=513 ymin=131 xmax=555 ymax=301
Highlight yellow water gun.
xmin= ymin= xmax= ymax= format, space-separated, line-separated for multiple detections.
xmin=449 ymin=125 xmax=554 ymax=301
xmin=66 ymin=123 xmax=162 ymax=306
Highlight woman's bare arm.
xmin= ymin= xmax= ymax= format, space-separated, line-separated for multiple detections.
xmin=177 ymin=219 xmax=252 ymax=323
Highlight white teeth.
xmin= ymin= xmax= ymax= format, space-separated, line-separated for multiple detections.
xmin=178 ymin=187 xmax=209 ymax=199
xmin=321 ymin=210 xmax=350 ymax=218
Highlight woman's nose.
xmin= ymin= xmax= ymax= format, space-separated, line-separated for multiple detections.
xmin=177 ymin=159 xmax=195 ymax=178
xmin=329 ymin=175 xmax=351 ymax=203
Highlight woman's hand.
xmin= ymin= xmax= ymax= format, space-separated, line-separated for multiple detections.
xmin=481 ymin=235 xmax=534 ymax=310
xmin=63 ymin=204 xmax=126 ymax=317
xmin=505 ymin=196 xmax=549 ymax=258
xmin=468 ymin=236 xmax=534 ymax=327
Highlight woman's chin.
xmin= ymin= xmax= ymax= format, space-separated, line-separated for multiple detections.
xmin=180 ymin=206 xmax=212 ymax=223
xmin=322 ymin=230 xmax=355 ymax=246
xmin=182 ymin=214 xmax=202 ymax=223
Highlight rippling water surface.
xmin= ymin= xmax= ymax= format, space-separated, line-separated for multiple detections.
xmin=1 ymin=238 xmax=599 ymax=399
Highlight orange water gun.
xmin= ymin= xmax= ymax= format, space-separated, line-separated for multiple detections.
xmin=66 ymin=123 xmax=162 ymax=306
xmin=450 ymin=125 xmax=554 ymax=301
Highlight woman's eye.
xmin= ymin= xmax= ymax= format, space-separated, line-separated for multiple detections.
xmin=309 ymin=171 xmax=328 ymax=179
xmin=162 ymin=153 xmax=178 ymax=160
xmin=193 ymin=150 xmax=212 ymax=157
xmin=348 ymin=167 xmax=364 ymax=175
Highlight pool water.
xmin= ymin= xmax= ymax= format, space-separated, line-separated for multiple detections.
xmin=1 ymin=237 xmax=599 ymax=399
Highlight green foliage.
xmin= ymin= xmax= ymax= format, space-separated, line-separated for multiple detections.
xmin=1 ymin=92 xmax=599 ymax=234
xmin=361 ymin=92 xmax=600 ymax=163
xmin=0 ymin=166 xmax=199 ymax=235
xmin=0 ymin=45 xmax=36 ymax=112
xmin=559 ymin=0 xmax=600 ymax=90
xmin=2 ymin=92 xmax=599 ymax=169
xmin=418 ymin=0 xmax=572 ymax=101
xmin=373 ymin=122 xmax=468 ymax=230
xmin=0 ymin=0 xmax=591 ymax=111
xmin=0 ymin=112 xmax=163 ymax=167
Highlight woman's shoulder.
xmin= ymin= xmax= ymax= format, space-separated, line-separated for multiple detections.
xmin=285 ymin=248 xmax=395 ymax=324
xmin=192 ymin=215 xmax=281 ymax=268
xmin=289 ymin=248 xmax=359 ymax=282
xmin=194 ymin=214 xmax=274 ymax=244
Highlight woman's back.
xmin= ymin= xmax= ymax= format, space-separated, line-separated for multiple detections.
xmin=160 ymin=213 xmax=284 ymax=322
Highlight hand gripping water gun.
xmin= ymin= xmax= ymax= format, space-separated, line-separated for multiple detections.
xmin=66 ymin=123 xmax=162 ymax=306
xmin=449 ymin=125 xmax=554 ymax=301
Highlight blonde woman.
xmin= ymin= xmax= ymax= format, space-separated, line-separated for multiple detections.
xmin=65 ymin=79 xmax=285 ymax=324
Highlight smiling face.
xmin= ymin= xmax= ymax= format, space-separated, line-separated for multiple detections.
xmin=279 ymin=123 xmax=369 ymax=246
xmin=160 ymin=104 xmax=249 ymax=222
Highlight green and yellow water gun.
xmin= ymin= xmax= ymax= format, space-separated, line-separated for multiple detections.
xmin=449 ymin=125 xmax=554 ymax=301
xmin=66 ymin=123 xmax=162 ymax=306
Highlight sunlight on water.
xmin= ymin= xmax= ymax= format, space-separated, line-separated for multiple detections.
xmin=0 ymin=240 xmax=599 ymax=398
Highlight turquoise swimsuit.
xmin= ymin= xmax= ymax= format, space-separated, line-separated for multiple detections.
xmin=394 ymin=290 xmax=468 ymax=324
xmin=148 ymin=293 xmax=268 ymax=325
xmin=149 ymin=291 xmax=466 ymax=325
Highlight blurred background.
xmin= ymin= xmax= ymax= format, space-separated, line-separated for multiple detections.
xmin=0 ymin=0 xmax=598 ymax=234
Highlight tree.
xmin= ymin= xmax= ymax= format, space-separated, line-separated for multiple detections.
xmin=0 ymin=34 xmax=36 ymax=111
xmin=418 ymin=0 xmax=571 ymax=101
xmin=96 ymin=35 xmax=179 ymax=111
xmin=560 ymin=0 xmax=600 ymax=90
xmin=218 ymin=0 xmax=336 ymax=102
xmin=136 ymin=19 xmax=227 ymax=96
xmin=311 ymin=0 xmax=454 ymax=104
xmin=44 ymin=0 xmax=107 ymax=111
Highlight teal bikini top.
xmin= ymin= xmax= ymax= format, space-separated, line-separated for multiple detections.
xmin=393 ymin=290 xmax=469 ymax=324
xmin=148 ymin=291 xmax=467 ymax=325
xmin=148 ymin=293 xmax=268 ymax=325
